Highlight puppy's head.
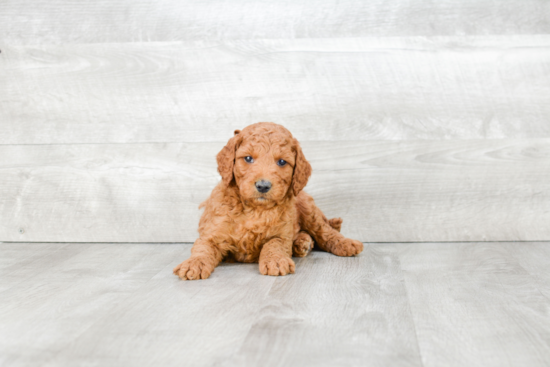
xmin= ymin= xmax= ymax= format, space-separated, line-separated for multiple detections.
xmin=216 ymin=122 xmax=312 ymax=205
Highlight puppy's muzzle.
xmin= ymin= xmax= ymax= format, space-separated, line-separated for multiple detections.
xmin=255 ymin=180 xmax=272 ymax=193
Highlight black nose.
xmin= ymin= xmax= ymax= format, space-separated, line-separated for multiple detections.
xmin=255 ymin=180 xmax=272 ymax=193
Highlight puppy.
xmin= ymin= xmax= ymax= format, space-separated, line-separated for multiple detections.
xmin=174 ymin=122 xmax=363 ymax=280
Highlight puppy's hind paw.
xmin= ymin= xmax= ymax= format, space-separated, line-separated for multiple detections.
xmin=330 ymin=237 xmax=363 ymax=257
xmin=292 ymin=232 xmax=314 ymax=257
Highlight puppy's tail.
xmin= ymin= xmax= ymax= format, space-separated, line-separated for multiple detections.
xmin=327 ymin=217 xmax=343 ymax=232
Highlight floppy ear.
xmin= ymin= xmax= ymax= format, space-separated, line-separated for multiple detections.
xmin=292 ymin=139 xmax=312 ymax=196
xmin=216 ymin=132 xmax=241 ymax=186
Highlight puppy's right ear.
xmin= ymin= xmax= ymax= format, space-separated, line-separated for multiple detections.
xmin=216 ymin=133 xmax=241 ymax=186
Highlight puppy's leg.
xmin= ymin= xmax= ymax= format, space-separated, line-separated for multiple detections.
xmin=328 ymin=217 xmax=342 ymax=232
xmin=297 ymin=192 xmax=363 ymax=257
xmin=259 ymin=238 xmax=295 ymax=276
xmin=292 ymin=219 xmax=339 ymax=257
xmin=292 ymin=231 xmax=314 ymax=257
xmin=173 ymin=239 xmax=223 ymax=280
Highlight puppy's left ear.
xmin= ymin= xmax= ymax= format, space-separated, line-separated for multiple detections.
xmin=292 ymin=139 xmax=312 ymax=196
xmin=217 ymin=132 xmax=241 ymax=186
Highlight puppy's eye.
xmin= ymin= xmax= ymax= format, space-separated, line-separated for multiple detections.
xmin=244 ymin=156 xmax=254 ymax=163
xmin=277 ymin=159 xmax=287 ymax=167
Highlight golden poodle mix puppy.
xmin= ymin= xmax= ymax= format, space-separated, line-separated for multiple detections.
xmin=174 ymin=122 xmax=363 ymax=280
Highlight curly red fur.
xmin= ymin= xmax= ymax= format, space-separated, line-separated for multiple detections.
xmin=174 ymin=122 xmax=363 ymax=280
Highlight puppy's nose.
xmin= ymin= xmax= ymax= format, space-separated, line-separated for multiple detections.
xmin=255 ymin=180 xmax=272 ymax=193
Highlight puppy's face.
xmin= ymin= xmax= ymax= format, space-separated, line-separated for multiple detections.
xmin=216 ymin=123 xmax=312 ymax=206
xmin=233 ymin=134 xmax=295 ymax=205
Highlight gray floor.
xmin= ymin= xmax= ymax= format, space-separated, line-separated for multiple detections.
xmin=1 ymin=242 xmax=550 ymax=367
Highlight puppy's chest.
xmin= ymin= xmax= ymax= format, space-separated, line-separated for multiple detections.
xmin=231 ymin=211 xmax=289 ymax=261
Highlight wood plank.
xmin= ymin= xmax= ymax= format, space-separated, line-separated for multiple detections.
xmin=1 ymin=0 xmax=549 ymax=45
xmin=0 ymin=143 xmax=211 ymax=243
xmin=225 ymin=245 xmax=423 ymax=367
xmin=2 ymin=36 xmax=550 ymax=144
xmin=0 ymin=243 xmax=186 ymax=367
xmin=1 ymin=139 xmax=549 ymax=242
xmin=504 ymin=242 xmax=550 ymax=299
xmin=0 ymin=242 xmax=66 ymax=274
xmin=309 ymin=139 xmax=550 ymax=242
xmin=398 ymin=242 xmax=550 ymax=367
xmin=41 ymin=245 xmax=277 ymax=367
xmin=0 ymin=242 xmax=69 ymax=292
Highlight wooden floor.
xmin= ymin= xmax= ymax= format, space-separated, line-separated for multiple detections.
xmin=1 ymin=242 xmax=549 ymax=366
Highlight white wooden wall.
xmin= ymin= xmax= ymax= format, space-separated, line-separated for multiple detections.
xmin=1 ymin=1 xmax=549 ymax=242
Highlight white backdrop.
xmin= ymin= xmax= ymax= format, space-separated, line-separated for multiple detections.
xmin=1 ymin=0 xmax=550 ymax=242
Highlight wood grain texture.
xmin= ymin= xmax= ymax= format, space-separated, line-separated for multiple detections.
xmin=42 ymin=245 xmax=277 ymax=367
xmin=398 ymin=242 xmax=550 ymax=367
xmin=0 ymin=242 xmax=66 ymax=275
xmin=0 ymin=242 xmax=68 ymax=292
xmin=1 ymin=0 xmax=549 ymax=45
xmin=1 ymin=139 xmax=549 ymax=243
xmin=504 ymin=242 xmax=550 ymax=300
xmin=2 ymin=36 xmax=550 ymax=144
xmin=0 ymin=243 xmax=186 ymax=367
xmin=2 ymin=242 xmax=550 ymax=367
xmin=224 ymin=245 xmax=422 ymax=367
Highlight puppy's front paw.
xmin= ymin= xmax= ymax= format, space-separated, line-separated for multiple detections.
xmin=330 ymin=237 xmax=363 ymax=257
xmin=259 ymin=255 xmax=296 ymax=276
xmin=173 ymin=256 xmax=215 ymax=280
